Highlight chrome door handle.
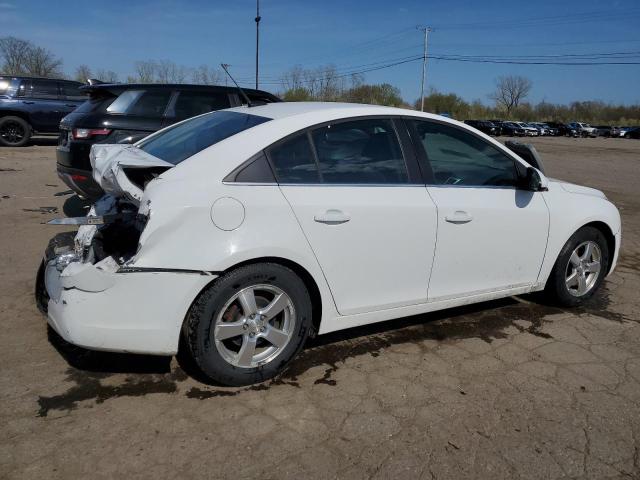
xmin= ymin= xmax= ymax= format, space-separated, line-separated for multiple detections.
xmin=314 ymin=209 xmax=350 ymax=225
xmin=445 ymin=211 xmax=473 ymax=224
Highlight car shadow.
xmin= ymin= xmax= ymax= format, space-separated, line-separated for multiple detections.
xmin=49 ymin=296 xmax=528 ymax=382
xmin=47 ymin=326 xmax=172 ymax=375
xmin=46 ymin=287 xmax=618 ymax=385
xmin=29 ymin=136 xmax=58 ymax=147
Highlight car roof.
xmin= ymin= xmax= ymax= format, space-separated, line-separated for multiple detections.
xmin=80 ymin=82 xmax=279 ymax=99
xmin=162 ymin=101 xmax=539 ymax=185
xmin=0 ymin=75 xmax=80 ymax=83
xmin=224 ymin=101 xmax=445 ymax=121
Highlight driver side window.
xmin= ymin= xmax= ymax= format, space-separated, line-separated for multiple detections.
xmin=411 ymin=120 xmax=518 ymax=187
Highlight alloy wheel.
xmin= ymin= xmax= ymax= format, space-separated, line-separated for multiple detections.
xmin=565 ymin=241 xmax=602 ymax=297
xmin=0 ymin=120 xmax=26 ymax=145
xmin=213 ymin=284 xmax=296 ymax=368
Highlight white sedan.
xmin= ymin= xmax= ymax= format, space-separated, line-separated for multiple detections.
xmin=38 ymin=102 xmax=621 ymax=386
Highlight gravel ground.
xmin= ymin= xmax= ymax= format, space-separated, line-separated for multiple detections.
xmin=1 ymin=136 xmax=639 ymax=479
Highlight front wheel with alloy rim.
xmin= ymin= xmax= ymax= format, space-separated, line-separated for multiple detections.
xmin=545 ymin=226 xmax=610 ymax=307
xmin=185 ymin=263 xmax=312 ymax=386
xmin=0 ymin=116 xmax=31 ymax=147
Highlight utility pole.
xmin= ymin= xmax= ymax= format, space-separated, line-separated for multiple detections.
xmin=417 ymin=25 xmax=432 ymax=112
xmin=255 ymin=0 xmax=261 ymax=89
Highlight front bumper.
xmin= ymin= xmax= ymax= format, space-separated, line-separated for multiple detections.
xmin=42 ymin=236 xmax=214 ymax=355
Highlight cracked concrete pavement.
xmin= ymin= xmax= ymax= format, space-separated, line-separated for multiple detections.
xmin=1 ymin=136 xmax=640 ymax=479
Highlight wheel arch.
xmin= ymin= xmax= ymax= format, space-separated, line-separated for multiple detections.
xmin=581 ymin=220 xmax=616 ymax=275
xmin=0 ymin=110 xmax=33 ymax=125
xmin=181 ymin=256 xmax=324 ymax=340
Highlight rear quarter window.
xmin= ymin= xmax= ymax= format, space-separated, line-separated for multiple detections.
xmin=106 ymin=89 xmax=172 ymax=117
xmin=169 ymin=91 xmax=230 ymax=121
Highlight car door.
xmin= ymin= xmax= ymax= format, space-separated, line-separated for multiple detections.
xmin=407 ymin=118 xmax=549 ymax=301
xmin=269 ymin=117 xmax=438 ymax=316
xmin=59 ymin=81 xmax=86 ymax=117
xmin=18 ymin=79 xmax=62 ymax=132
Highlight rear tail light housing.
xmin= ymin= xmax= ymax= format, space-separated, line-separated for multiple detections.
xmin=72 ymin=128 xmax=111 ymax=139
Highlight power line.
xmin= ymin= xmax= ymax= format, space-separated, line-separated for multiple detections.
xmin=433 ymin=9 xmax=640 ymax=30
xmin=427 ymin=55 xmax=640 ymax=65
xmin=235 ymin=47 xmax=640 ymax=84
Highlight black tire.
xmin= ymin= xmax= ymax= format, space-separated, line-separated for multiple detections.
xmin=35 ymin=231 xmax=77 ymax=314
xmin=185 ymin=263 xmax=312 ymax=386
xmin=544 ymin=226 xmax=609 ymax=307
xmin=0 ymin=116 xmax=32 ymax=147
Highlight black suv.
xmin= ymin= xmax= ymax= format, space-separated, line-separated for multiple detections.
xmin=0 ymin=76 xmax=85 ymax=147
xmin=463 ymin=120 xmax=499 ymax=136
xmin=57 ymin=83 xmax=280 ymax=199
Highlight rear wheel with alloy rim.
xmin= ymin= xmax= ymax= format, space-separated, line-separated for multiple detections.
xmin=186 ymin=263 xmax=312 ymax=386
xmin=0 ymin=116 xmax=31 ymax=147
xmin=545 ymin=226 xmax=609 ymax=307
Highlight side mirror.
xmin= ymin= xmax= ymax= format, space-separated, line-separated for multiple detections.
xmin=525 ymin=167 xmax=548 ymax=192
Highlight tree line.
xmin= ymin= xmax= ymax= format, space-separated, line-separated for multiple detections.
xmin=1 ymin=36 xmax=638 ymax=125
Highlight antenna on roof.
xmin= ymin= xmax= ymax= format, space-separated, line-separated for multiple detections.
xmin=220 ymin=63 xmax=253 ymax=107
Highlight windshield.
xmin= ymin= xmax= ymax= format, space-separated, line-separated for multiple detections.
xmin=138 ymin=111 xmax=271 ymax=165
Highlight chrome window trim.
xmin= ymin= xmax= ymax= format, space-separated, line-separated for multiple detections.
xmin=222 ymin=181 xmax=278 ymax=186
xmin=221 ymin=181 xmax=520 ymax=190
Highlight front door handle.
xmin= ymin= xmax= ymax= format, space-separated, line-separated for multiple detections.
xmin=445 ymin=211 xmax=473 ymax=224
xmin=314 ymin=209 xmax=350 ymax=225
xmin=22 ymin=101 xmax=35 ymax=104
xmin=65 ymin=104 xmax=77 ymax=108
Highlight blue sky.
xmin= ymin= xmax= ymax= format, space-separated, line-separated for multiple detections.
xmin=1 ymin=0 xmax=639 ymax=105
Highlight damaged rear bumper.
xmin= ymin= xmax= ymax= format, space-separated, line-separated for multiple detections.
xmin=41 ymin=233 xmax=215 ymax=356
xmin=36 ymin=207 xmax=216 ymax=355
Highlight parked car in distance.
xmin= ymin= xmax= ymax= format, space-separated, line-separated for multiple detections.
xmin=0 ymin=76 xmax=85 ymax=147
xmin=619 ymin=126 xmax=634 ymax=137
xmin=531 ymin=122 xmax=557 ymax=136
xmin=499 ymin=121 xmax=526 ymax=136
xmin=57 ymin=82 xmax=281 ymax=199
xmin=624 ymin=127 xmax=640 ymax=139
xmin=593 ymin=125 xmax=613 ymax=137
xmin=464 ymin=119 xmax=499 ymax=135
xmin=569 ymin=122 xmax=597 ymax=138
xmin=515 ymin=121 xmax=539 ymax=136
xmin=527 ymin=122 xmax=542 ymax=135
xmin=38 ymin=102 xmax=621 ymax=386
xmin=544 ymin=121 xmax=578 ymax=137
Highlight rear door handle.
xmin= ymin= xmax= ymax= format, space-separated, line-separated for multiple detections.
xmin=445 ymin=211 xmax=473 ymax=224
xmin=22 ymin=101 xmax=35 ymax=104
xmin=65 ymin=104 xmax=77 ymax=108
xmin=314 ymin=209 xmax=350 ymax=225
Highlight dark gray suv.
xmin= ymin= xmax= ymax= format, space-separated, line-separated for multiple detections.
xmin=57 ymin=83 xmax=281 ymax=199
xmin=0 ymin=76 xmax=85 ymax=147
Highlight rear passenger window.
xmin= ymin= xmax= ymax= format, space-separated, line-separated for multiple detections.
xmin=268 ymin=133 xmax=320 ymax=184
xmin=25 ymin=80 xmax=59 ymax=99
xmin=311 ymin=118 xmax=408 ymax=184
xmin=171 ymin=91 xmax=230 ymax=121
xmin=106 ymin=90 xmax=171 ymax=117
